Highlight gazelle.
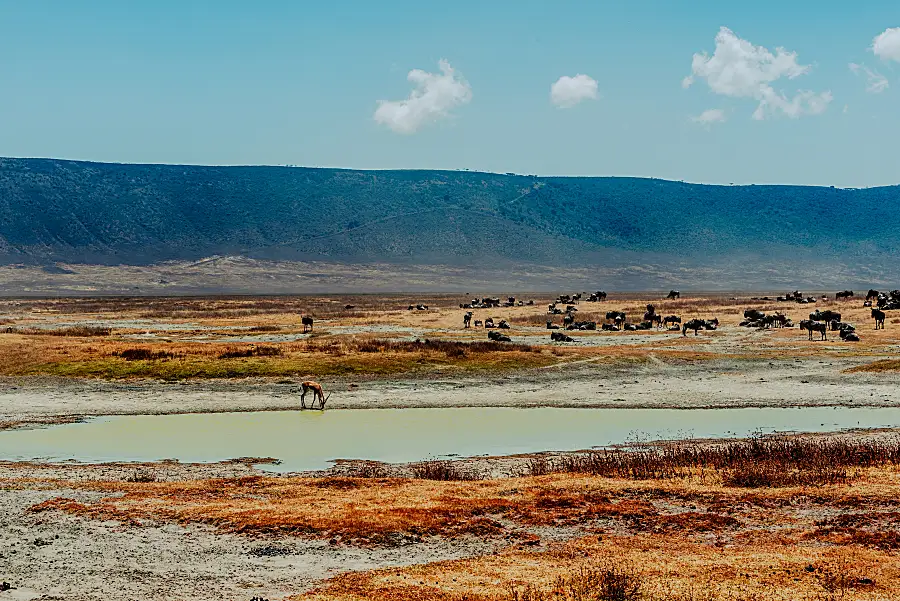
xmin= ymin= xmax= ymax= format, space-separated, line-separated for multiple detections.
xmin=300 ymin=380 xmax=329 ymax=409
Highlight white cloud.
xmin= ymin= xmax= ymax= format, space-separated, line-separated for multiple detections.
xmin=872 ymin=27 xmax=900 ymax=62
xmin=374 ymin=59 xmax=472 ymax=134
xmin=550 ymin=74 xmax=599 ymax=108
xmin=684 ymin=27 xmax=832 ymax=119
xmin=691 ymin=108 xmax=727 ymax=126
xmin=849 ymin=62 xmax=889 ymax=94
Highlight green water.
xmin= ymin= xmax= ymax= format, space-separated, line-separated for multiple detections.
xmin=1 ymin=406 xmax=898 ymax=473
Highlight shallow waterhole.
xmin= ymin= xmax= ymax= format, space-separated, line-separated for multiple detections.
xmin=1 ymin=406 xmax=899 ymax=473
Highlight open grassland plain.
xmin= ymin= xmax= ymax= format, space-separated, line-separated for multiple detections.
xmin=2 ymin=437 xmax=900 ymax=600
xmin=1 ymin=292 xmax=900 ymax=429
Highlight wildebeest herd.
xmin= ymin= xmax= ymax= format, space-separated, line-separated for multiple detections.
xmin=457 ymin=289 xmax=895 ymax=344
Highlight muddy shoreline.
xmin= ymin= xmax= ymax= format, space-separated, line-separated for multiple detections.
xmin=2 ymin=357 xmax=900 ymax=431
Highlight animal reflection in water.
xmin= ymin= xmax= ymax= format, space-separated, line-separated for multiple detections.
xmin=300 ymin=380 xmax=329 ymax=410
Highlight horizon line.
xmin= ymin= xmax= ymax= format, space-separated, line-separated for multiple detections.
xmin=0 ymin=155 xmax=894 ymax=190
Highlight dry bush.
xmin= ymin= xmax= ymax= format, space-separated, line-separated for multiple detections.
xmin=218 ymin=345 xmax=283 ymax=359
xmin=508 ymin=564 xmax=642 ymax=601
xmin=412 ymin=459 xmax=481 ymax=481
xmin=538 ymin=436 xmax=900 ymax=486
xmin=114 ymin=348 xmax=176 ymax=361
xmin=21 ymin=326 xmax=111 ymax=337
xmin=124 ymin=469 xmax=159 ymax=483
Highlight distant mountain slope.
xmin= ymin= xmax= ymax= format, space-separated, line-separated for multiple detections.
xmin=0 ymin=158 xmax=897 ymax=274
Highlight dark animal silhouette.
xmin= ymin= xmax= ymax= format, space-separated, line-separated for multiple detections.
xmin=551 ymin=331 xmax=574 ymax=342
xmin=546 ymin=321 xmax=559 ymax=330
xmin=301 ymin=316 xmax=314 ymax=333
xmin=498 ymin=320 xmax=511 ymax=329
xmin=682 ymin=319 xmax=705 ymax=336
xmin=488 ymin=330 xmax=511 ymax=342
xmin=835 ymin=290 xmax=854 ymax=300
xmin=810 ymin=310 xmax=841 ymax=323
xmin=484 ymin=318 xmax=495 ymax=329
xmin=666 ymin=290 xmax=680 ymax=300
xmin=663 ymin=315 xmax=681 ymax=327
xmin=744 ymin=309 xmax=765 ymax=321
xmin=802 ymin=320 xmax=827 ymax=341
xmin=873 ymin=309 xmax=886 ymax=330
xmin=463 ymin=312 xmax=473 ymax=328
xmin=606 ymin=311 xmax=626 ymax=323
xmin=866 ymin=289 xmax=880 ymax=301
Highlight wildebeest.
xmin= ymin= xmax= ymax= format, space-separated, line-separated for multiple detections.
xmin=601 ymin=323 xmax=619 ymax=332
xmin=566 ymin=321 xmax=597 ymax=331
xmin=744 ymin=309 xmax=765 ymax=321
xmin=484 ymin=317 xmax=495 ymax=329
xmin=563 ymin=313 xmax=575 ymax=328
xmin=606 ymin=311 xmax=626 ymax=323
xmin=463 ymin=312 xmax=473 ymax=328
xmin=551 ymin=331 xmax=574 ymax=342
xmin=588 ymin=291 xmax=608 ymax=302
xmin=873 ymin=308 xmax=886 ymax=330
xmin=474 ymin=320 xmax=483 ymax=328
xmin=835 ymin=290 xmax=854 ymax=300
xmin=301 ymin=316 xmax=314 ymax=333
xmin=663 ymin=315 xmax=681 ymax=327
xmin=800 ymin=320 xmax=827 ymax=340
xmin=498 ymin=320 xmax=511 ymax=329
xmin=488 ymin=330 xmax=511 ymax=342
xmin=666 ymin=290 xmax=680 ymax=300
xmin=546 ymin=321 xmax=559 ymax=330
xmin=866 ymin=289 xmax=880 ymax=301
xmin=682 ymin=319 xmax=704 ymax=336
xmin=810 ymin=310 xmax=841 ymax=323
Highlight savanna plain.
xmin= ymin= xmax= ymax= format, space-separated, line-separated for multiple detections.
xmin=2 ymin=292 xmax=900 ymax=601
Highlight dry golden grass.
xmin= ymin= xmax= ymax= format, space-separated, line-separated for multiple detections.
xmin=18 ymin=449 xmax=900 ymax=600
xmin=1 ymin=293 xmax=898 ymax=379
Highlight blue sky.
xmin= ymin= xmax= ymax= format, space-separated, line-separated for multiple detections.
xmin=1 ymin=1 xmax=899 ymax=186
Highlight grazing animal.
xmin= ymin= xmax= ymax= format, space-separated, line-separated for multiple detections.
xmin=551 ymin=331 xmax=574 ymax=342
xmin=663 ymin=315 xmax=681 ymax=327
xmin=484 ymin=318 xmax=495 ymax=329
xmin=546 ymin=321 xmax=559 ymax=330
xmin=682 ymin=319 xmax=705 ymax=336
xmin=835 ymin=290 xmax=854 ymax=300
xmin=810 ymin=310 xmax=841 ymax=323
xmin=563 ymin=313 xmax=575 ymax=327
xmin=666 ymin=290 xmax=680 ymax=300
xmin=873 ymin=309 xmax=886 ymax=330
xmin=606 ymin=310 xmax=626 ymax=323
xmin=488 ymin=330 xmax=511 ymax=342
xmin=744 ymin=309 xmax=765 ymax=321
xmin=300 ymin=381 xmax=328 ymax=410
xmin=301 ymin=316 xmax=314 ymax=333
xmin=799 ymin=319 xmax=812 ymax=339
xmin=463 ymin=312 xmax=473 ymax=328
xmin=805 ymin=321 xmax=827 ymax=341
xmin=498 ymin=320 xmax=511 ymax=329
xmin=866 ymin=289 xmax=880 ymax=301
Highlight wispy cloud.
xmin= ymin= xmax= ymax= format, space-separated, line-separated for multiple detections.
xmin=550 ymin=74 xmax=599 ymax=108
xmin=691 ymin=108 xmax=727 ymax=127
xmin=849 ymin=62 xmax=889 ymax=94
xmin=683 ymin=27 xmax=832 ymax=120
xmin=872 ymin=27 xmax=900 ymax=63
xmin=374 ymin=60 xmax=472 ymax=134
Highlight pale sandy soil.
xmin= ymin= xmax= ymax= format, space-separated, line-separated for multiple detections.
xmin=2 ymin=357 xmax=899 ymax=431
